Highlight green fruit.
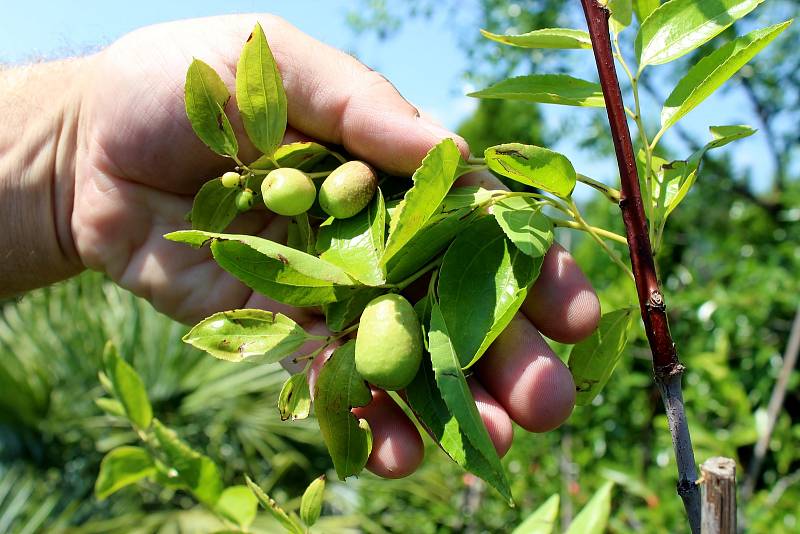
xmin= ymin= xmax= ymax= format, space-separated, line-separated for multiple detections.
xmin=235 ymin=189 xmax=254 ymax=212
xmin=319 ymin=161 xmax=377 ymax=219
xmin=220 ymin=171 xmax=241 ymax=188
xmin=355 ymin=294 xmax=422 ymax=390
xmin=262 ymin=168 xmax=316 ymax=216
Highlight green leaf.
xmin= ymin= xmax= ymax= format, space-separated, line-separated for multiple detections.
xmin=286 ymin=213 xmax=315 ymax=254
xmin=661 ymin=21 xmax=791 ymax=131
xmin=381 ymin=139 xmax=471 ymax=267
xmin=485 ymin=143 xmax=577 ymax=198
xmin=565 ymin=482 xmax=614 ymax=534
xmin=244 ymin=475 xmax=305 ymax=534
xmin=215 ymin=485 xmax=258 ymax=528
xmin=278 ymin=373 xmax=312 ymax=421
xmin=660 ymin=125 xmax=756 ymax=217
xmin=635 ymin=0 xmax=764 ymax=67
xmin=95 ymin=446 xmax=155 ymax=500
xmin=152 ymin=419 xmax=224 ymax=506
xmin=102 ymin=342 xmax=152 ymax=430
xmin=608 ymin=0 xmax=633 ymax=34
xmin=492 ymin=196 xmax=554 ymax=258
xmin=165 ymin=230 xmax=359 ymax=307
xmin=250 ymin=141 xmax=337 ymax=171
xmin=438 ymin=217 xmax=540 ymax=368
xmin=427 ymin=303 xmax=512 ymax=502
xmin=510 ymin=494 xmax=560 ymax=534
xmin=480 ymin=28 xmax=592 ymax=49
xmin=94 ymin=397 xmax=126 ymax=417
xmin=568 ymin=309 xmax=634 ymax=405
xmin=183 ymin=309 xmax=313 ymax=363
xmin=406 ymin=354 xmax=511 ymax=503
xmin=185 ymin=59 xmax=238 ymax=157
xmin=632 ymin=0 xmax=660 ymax=23
xmin=236 ymin=23 xmax=287 ymax=156
xmin=385 ymin=206 xmax=479 ymax=284
xmin=469 ymin=75 xmax=605 ymax=107
xmin=323 ymin=287 xmax=384 ymax=332
xmin=190 ymin=178 xmax=239 ymax=233
xmin=440 ymin=186 xmax=496 ymax=211
xmin=299 ymin=475 xmax=326 ymax=527
xmin=316 ymin=190 xmax=386 ymax=286
xmin=314 ymin=341 xmax=373 ymax=480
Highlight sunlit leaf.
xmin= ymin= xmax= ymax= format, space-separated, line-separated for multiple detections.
xmin=185 ymin=59 xmax=238 ymax=157
xmin=215 ymin=485 xmax=258 ymax=528
xmin=183 ymin=309 xmax=313 ymax=363
xmin=102 ymin=342 xmax=152 ymax=430
xmin=510 ymin=493 xmax=560 ymax=534
xmin=565 ymin=482 xmax=614 ymax=534
xmin=492 ymin=196 xmax=554 ymax=258
xmin=299 ymin=475 xmax=325 ymax=526
xmin=469 ymin=75 xmax=605 ymax=107
xmin=236 ymin=23 xmax=287 ymax=156
xmin=480 ymin=28 xmax=592 ymax=49
xmin=190 ymin=178 xmax=239 ymax=233
xmin=661 ymin=21 xmax=791 ymax=131
xmin=95 ymin=446 xmax=155 ymax=500
xmin=485 ymin=143 xmax=577 ymax=198
xmin=278 ymin=373 xmax=312 ymax=421
xmin=632 ymin=0 xmax=660 ymax=23
xmin=635 ymin=0 xmax=764 ymax=67
xmin=245 ymin=475 xmax=305 ymax=534
xmin=608 ymin=0 xmax=633 ymax=35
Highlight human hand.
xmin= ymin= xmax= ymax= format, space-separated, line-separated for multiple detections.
xmin=70 ymin=14 xmax=600 ymax=477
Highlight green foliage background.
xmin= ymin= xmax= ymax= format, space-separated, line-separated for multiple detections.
xmin=2 ymin=1 xmax=799 ymax=532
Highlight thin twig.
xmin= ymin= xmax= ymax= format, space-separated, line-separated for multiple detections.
xmin=741 ymin=304 xmax=800 ymax=500
xmin=579 ymin=2 xmax=701 ymax=531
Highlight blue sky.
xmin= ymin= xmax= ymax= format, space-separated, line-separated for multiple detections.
xmin=0 ymin=1 xmax=775 ymax=191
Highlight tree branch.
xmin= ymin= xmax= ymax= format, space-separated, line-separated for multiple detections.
xmin=579 ymin=2 xmax=701 ymax=531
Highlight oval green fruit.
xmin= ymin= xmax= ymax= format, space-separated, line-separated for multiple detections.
xmin=355 ymin=294 xmax=422 ymax=390
xmin=262 ymin=168 xmax=316 ymax=216
xmin=220 ymin=171 xmax=241 ymax=188
xmin=319 ymin=161 xmax=377 ymax=219
xmin=235 ymin=189 xmax=254 ymax=212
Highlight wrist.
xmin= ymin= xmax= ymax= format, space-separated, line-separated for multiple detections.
xmin=0 ymin=57 xmax=89 ymax=296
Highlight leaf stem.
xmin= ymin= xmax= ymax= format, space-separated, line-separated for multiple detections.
xmin=467 ymin=156 xmax=486 ymax=165
xmin=577 ymin=173 xmax=621 ymax=202
xmin=567 ymin=199 xmax=633 ymax=280
xmin=393 ymin=256 xmax=444 ymax=291
xmin=550 ymin=217 xmax=628 ymax=245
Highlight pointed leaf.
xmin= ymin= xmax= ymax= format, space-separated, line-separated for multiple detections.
xmin=278 ymin=373 xmax=312 ymax=421
xmin=469 ymin=75 xmax=605 ymax=107
xmin=236 ymin=23 xmax=287 ymax=156
xmin=317 ymin=190 xmax=386 ymax=286
xmin=381 ymin=139 xmax=471 ymax=266
xmin=492 ymin=196 xmax=554 ymax=258
xmin=183 ymin=309 xmax=313 ymax=363
xmin=191 ymin=178 xmax=240 ymax=232
xmin=103 ymin=342 xmax=152 ymax=430
xmin=185 ymin=59 xmax=238 ymax=157
xmin=511 ymin=494 xmax=560 ymax=534
xmin=95 ymin=397 xmax=126 ymax=417
xmin=565 ymin=482 xmax=614 ymax=534
xmin=428 ymin=303 xmax=512 ymax=502
xmin=215 ymin=485 xmax=258 ymax=528
xmin=165 ymin=230 xmax=359 ymax=307
xmin=299 ymin=475 xmax=326 ymax=527
xmin=661 ymin=21 xmax=791 ymax=131
xmin=438 ymin=217 xmax=541 ymax=368
xmin=95 ymin=446 xmax=155 ymax=500
xmin=406 ymin=354 xmax=512 ymax=503
xmin=568 ymin=309 xmax=634 ymax=405
xmin=314 ymin=341 xmax=373 ymax=480
xmin=635 ymin=0 xmax=764 ymax=67
xmin=245 ymin=475 xmax=305 ymax=534
xmin=480 ymin=28 xmax=592 ymax=49
xmin=485 ymin=143 xmax=577 ymax=198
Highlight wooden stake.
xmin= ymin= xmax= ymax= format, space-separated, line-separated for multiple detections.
xmin=700 ymin=457 xmax=737 ymax=534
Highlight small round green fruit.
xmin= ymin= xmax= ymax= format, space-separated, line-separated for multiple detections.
xmin=319 ymin=161 xmax=377 ymax=219
xmin=355 ymin=294 xmax=422 ymax=391
xmin=220 ymin=171 xmax=241 ymax=188
xmin=235 ymin=189 xmax=254 ymax=212
xmin=262 ymin=168 xmax=316 ymax=216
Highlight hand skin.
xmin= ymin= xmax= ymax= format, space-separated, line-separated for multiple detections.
xmin=0 ymin=15 xmax=601 ymax=478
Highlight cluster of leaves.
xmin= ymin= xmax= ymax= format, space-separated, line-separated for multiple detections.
xmin=168 ymin=20 xmax=649 ymax=502
xmin=95 ymin=341 xmax=328 ymax=533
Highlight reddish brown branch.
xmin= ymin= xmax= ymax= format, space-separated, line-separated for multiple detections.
xmin=579 ymin=1 xmax=701 ymax=531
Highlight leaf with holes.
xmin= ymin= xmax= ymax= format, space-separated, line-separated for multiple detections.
xmin=485 ymin=143 xmax=576 ymax=198
xmin=469 ymin=74 xmax=605 ymax=107
xmin=480 ymin=28 xmax=592 ymax=49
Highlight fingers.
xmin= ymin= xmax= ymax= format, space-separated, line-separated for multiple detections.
xmin=222 ymin=15 xmax=468 ymax=175
xmin=475 ymin=314 xmax=576 ymax=433
xmin=468 ymin=378 xmax=513 ymax=457
xmin=522 ymin=243 xmax=601 ymax=343
xmin=352 ymin=389 xmax=424 ymax=479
